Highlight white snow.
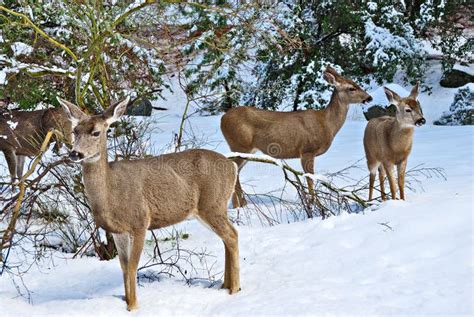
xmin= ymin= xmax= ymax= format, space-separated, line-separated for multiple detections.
xmin=7 ymin=120 xmax=18 ymax=130
xmin=0 ymin=72 xmax=473 ymax=316
xmin=11 ymin=42 xmax=33 ymax=56
xmin=0 ymin=71 xmax=6 ymax=85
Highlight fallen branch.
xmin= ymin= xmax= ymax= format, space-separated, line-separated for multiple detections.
xmin=226 ymin=153 xmax=369 ymax=218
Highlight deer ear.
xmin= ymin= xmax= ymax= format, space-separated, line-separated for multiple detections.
xmin=104 ymin=97 xmax=130 ymax=125
xmin=323 ymin=66 xmax=342 ymax=86
xmin=57 ymin=97 xmax=86 ymax=126
xmin=323 ymin=71 xmax=337 ymax=86
xmin=409 ymin=82 xmax=420 ymax=99
xmin=383 ymin=87 xmax=402 ymax=106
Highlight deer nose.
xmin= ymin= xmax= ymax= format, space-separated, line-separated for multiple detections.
xmin=69 ymin=150 xmax=84 ymax=162
xmin=415 ymin=118 xmax=426 ymax=126
xmin=364 ymin=96 xmax=373 ymax=103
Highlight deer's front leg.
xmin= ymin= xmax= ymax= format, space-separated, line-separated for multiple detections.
xmin=301 ymin=153 xmax=315 ymax=198
xmin=112 ymin=233 xmax=131 ymax=306
xmin=127 ymin=229 xmax=146 ymax=311
xmin=383 ymin=163 xmax=397 ymax=200
xmin=397 ymin=160 xmax=407 ymax=200
xmin=16 ymin=155 xmax=26 ymax=180
xmin=4 ymin=149 xmax=18 ymax=187
xmin=378 ymin=166 xmax=387 ymax=200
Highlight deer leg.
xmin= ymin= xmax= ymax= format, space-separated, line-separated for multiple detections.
xmin=4 ymin=150 xmax=18 ymax=186
xmin=397 ymin=160 xmax=407 ymax=200
xmin=232 ymin=157 xmax=248 ymax=208
xmin=368 ymin=172 xmax=376 ymax=201
xmin=383 ymin=163 xmax=397 ymax=200
xmin=367 ymin=162 xmax=378 ymax=201
xmin=378 ymin=166 xmax=386 ymax=200
xmin=199 ymin=212 xmax=240 ymax=294
xmin=16 ymin=155 xmax=26 ymax=180
xmin=301 ymin=153 xmax=315 ymax=199
xmin=126 ymin=229 xmax=146 ymax=311
xmin=112 ymin=233 xmax=131 ymax=306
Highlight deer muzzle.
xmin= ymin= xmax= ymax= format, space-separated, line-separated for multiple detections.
xmin=69 ymin=150 xmax=84 ymax=162
xmin=363 ymin=96 xmax=373 ymax=104
xmin=415 ymin=118 xmax=426 ymax=126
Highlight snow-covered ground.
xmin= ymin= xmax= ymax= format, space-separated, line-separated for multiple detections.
xmin=1 ymin=66 xmax=473 ymax=316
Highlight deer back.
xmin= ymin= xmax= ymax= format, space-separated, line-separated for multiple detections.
xmin=83 ymin=149 xmax=237 ymax=232
xmin=221 ymin=106 xmax=333 ymax=158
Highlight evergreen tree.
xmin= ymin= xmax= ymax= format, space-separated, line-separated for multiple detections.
xmin=0 ymin=1 xmax=167 ymax=111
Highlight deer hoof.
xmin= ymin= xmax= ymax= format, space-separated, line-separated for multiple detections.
xmin=228 ymin=286 xmax=241 ymax=295
xmin=127 ymin=302 xmax=138 ymax=311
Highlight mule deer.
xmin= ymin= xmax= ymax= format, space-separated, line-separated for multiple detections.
xmin=221 ymin=66 xmax=372 ymax=207
xmin=0 ymin=108 xmax=71 ymax=185
xmin=364 ymin=83 xmax=425 ymax=201
xmin=57 ymin=97 xmax=240 ymax=311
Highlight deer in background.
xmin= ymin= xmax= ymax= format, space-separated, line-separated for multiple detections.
xmin=58 ymin=97 xmax=240 ymax=311
xmin=221 ymin=66 xmax=372 ymax=208
xmin=364 ymin=83 xmax=425 ymax=201
xmin=0 ymin=108 xmax=71 ymax=185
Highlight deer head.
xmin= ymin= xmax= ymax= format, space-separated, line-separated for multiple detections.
xmin=384 ymin=83 xmax=425 ymax=128
xmin=323 ymin=66 xmax=372 ymax=104
xmin=57 ymin=97 xmax=130 ymax=163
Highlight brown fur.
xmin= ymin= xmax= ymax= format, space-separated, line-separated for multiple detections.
xmin=364 ymin=84 xmax=425 ymax=200
xmin=0 ymin=108 xmax=71 ymax=183
xmin=58 ymin=97 xmax=240 ymax=311
xmin=221 ymin=67 xmax=372 ymax=207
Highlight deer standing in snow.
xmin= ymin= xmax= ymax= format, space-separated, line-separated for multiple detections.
xmin=0 ymin=108 xmax=71 ymax=185
xmin=58 ymin=97 xmax=240 ymax=311
xmin=364 ymin=84 xmax=425 ymax=201
xmin=221 ymin=66 xmax=372 ymax=208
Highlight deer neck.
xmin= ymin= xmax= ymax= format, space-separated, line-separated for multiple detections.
xmin=322 ymin=90 xmax=350 ymax=138
xmin=393 ymin=119 xmax=414 ymax=144
xmin=81 ymin=143 xmax=110 ymax=215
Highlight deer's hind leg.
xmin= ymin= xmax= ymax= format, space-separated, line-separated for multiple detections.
xmin=231 ymin=156 xmax=251 ymax=208
xmin=198 ymin=210 xmax=240 ymax=294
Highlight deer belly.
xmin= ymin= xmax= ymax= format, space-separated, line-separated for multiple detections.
xmin=148 ymin=207 xmax=195 ymax=229
xmin=92 ymin=211 xmax=130 ymax=233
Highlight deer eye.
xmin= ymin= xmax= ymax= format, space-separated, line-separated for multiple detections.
xmin=92 ymin=131 xmax=100 ymax=137
xmin=349 ymin=87 xmax=357 ymax=92
xmin=405 ymin=108 xmax=412 ymax=113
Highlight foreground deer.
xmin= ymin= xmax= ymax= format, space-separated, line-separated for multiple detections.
xmin=57 ymin=97 xmax=240 ymax=311
xmin=0 ymin=108 xmax=71 ymax=184
xmin=221 ymin=66 xmax=372 ymax=207
xmin=364 ymin=84 xmax=425 ymax=201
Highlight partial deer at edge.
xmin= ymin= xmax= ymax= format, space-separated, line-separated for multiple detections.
xmin=0 ymin=108 xmax=71 ymax=185
xmin=364 ymin=83 xmax=425 ymax=201
xmin=58 ymin=97 xmax=240 ymax=311
xmin=221 ymin=66 xmax=372 ymax=208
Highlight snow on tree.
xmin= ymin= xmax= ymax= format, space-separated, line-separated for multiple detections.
xmin=434 ymin=84 xmax=474 ymax=126
xmin=181 ymin=1 xmax=431 ymax=112
xmin=0 ymin=1 xmax=168 ymax=111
